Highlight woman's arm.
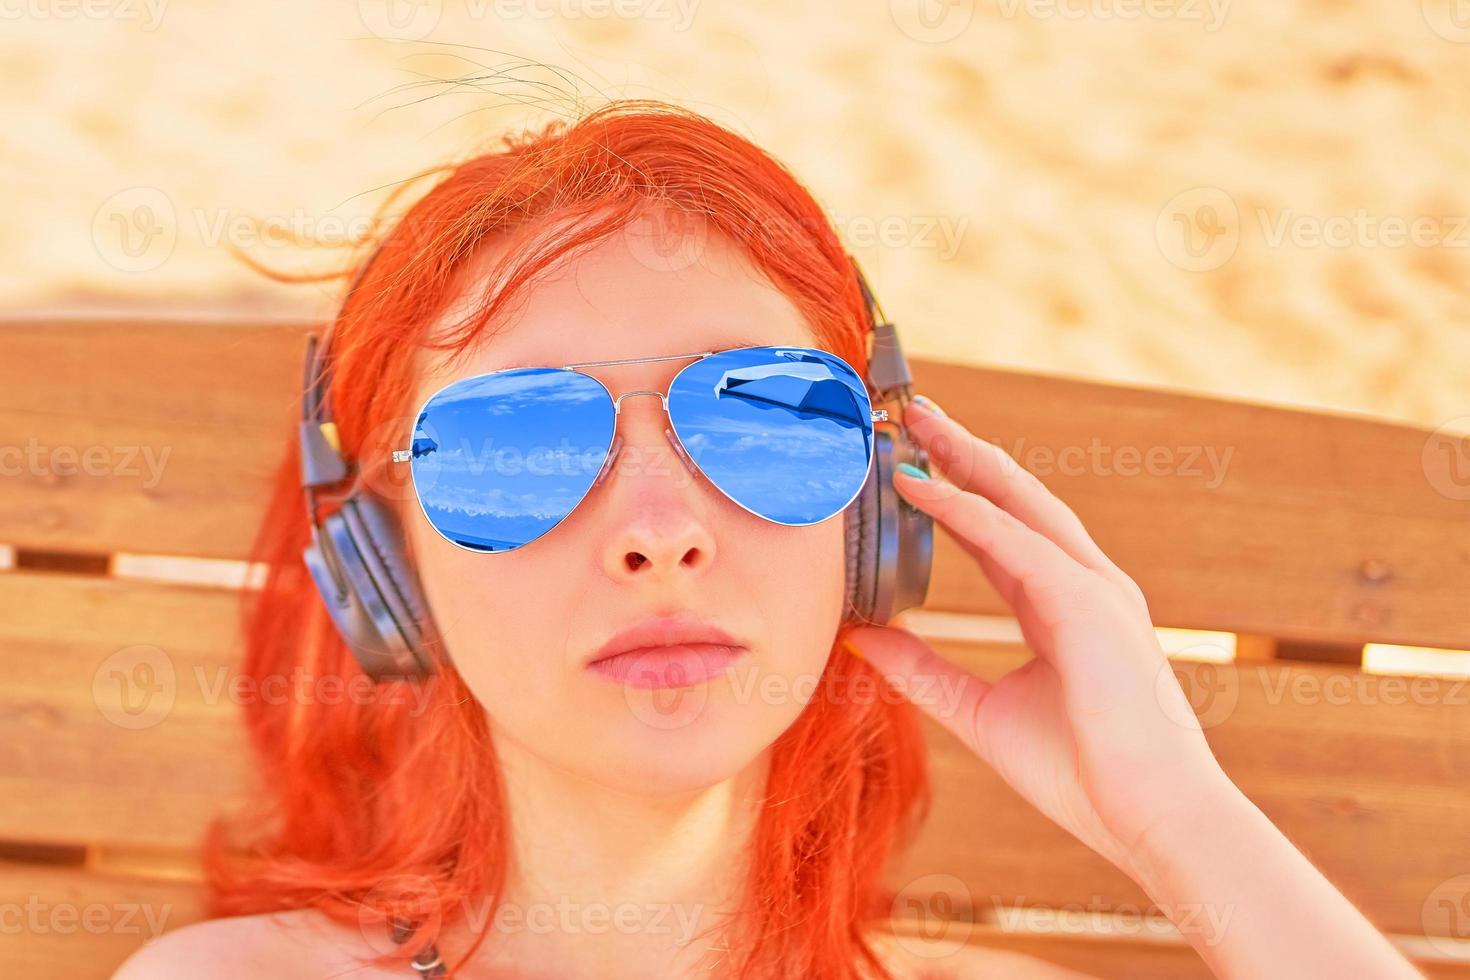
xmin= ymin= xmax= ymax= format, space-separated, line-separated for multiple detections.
xmin=843 ymin=395 xmax=1420 ymax=980
xmin=1126 ymin=767 xmax=1419 ymax=978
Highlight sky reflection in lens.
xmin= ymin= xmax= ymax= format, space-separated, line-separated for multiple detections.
xmin=410 ymin=369 xmax=614 ymax=552
xmin=668 ymin=347 xmax=874 ymax=525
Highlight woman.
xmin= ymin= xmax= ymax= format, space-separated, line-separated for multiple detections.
xmin=115 ymin=100 xmax=1419 ymax=979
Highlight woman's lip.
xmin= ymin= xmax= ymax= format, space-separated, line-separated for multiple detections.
xmin=585 ymin=643 xmax=749 ymax=689
xmin=588 ymin=616 xmax=744 ymax=667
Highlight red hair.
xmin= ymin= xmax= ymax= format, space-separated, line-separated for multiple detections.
xmin=205 ymin=99 xmax=931 ymax=979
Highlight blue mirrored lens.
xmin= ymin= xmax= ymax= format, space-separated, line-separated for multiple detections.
xmin=667 ymin=347 xmax=874 ymax=525
xmin=409 ymin=369 xmax=615 ymax=552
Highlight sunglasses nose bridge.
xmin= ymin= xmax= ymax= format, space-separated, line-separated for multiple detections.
xmin=611 ymin=389 xmax=669 ymax=415
xmin=593 ymin=389 xmax=697 ymax=488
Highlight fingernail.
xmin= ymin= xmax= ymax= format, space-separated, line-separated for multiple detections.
xmin=896 ymin=462 xmax=930 ymax=481
xmin=841 ymin=639 xmax=865 ymax=661
xmin=912 ymin=394 xmax=946 ymax=418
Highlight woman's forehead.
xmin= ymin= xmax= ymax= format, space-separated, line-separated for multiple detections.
xmin=415 ymin=228 xmax=817 ymax=392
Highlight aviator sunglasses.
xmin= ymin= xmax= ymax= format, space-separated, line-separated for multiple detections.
xmin=390 ymin=345 xmax=886 ymax=553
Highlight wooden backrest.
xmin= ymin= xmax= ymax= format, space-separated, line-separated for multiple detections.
xmin=4 ymin=317 xmax=1468 ymax=978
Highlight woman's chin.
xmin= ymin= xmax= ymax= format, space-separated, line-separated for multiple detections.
xmin=577 ymin=697 xmax=787 ymax=796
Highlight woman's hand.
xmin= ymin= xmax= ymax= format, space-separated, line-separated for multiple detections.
xmin=844 ymin=395 xmax=1422 ymax=979
xmin=844 ymin=395 xmax=1230 ymax=882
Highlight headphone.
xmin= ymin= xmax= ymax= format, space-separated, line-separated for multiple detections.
xmin=299 ymin=247 xmax=934 ymax=681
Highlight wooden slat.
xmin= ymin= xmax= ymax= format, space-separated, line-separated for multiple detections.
xmin=0 ymin=318 xmax=310 ymax=562
xmin=912 ymin=359 xmax=1470 ymax=650
xmin=0 ymin=863 xmax=206 ymax=980
xmin=887 ymin=640 xmax=1470 ymax=938
xmin=3 ymin=318 xmax=1468 ymax=648
xmin=884 ymin=919 xmax=1470 ymax=979
xmin=5 ymin=567 xmax=1467 ymax=938
xmin=0 ymin=572 xmax=250 ymax=849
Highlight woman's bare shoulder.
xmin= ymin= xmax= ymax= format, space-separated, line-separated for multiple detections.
xmin=113 ymin=909 xmax=1096 ymax=979
xmin=862 ymin=926 xmax=1098 ymax=980
xmin=110 ymin=907 xmax=398 ymax=980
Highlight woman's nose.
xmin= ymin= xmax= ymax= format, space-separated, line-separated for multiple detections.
xmin=593 ymin=405 xmax=716 ymax=582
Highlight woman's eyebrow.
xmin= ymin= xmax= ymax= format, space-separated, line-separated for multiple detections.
xmin=711 ymin=338 xmax=766 ymax=353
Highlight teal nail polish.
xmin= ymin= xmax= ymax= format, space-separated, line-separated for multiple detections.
xmin=912 ymin=394 xmax=946 ymax=418
xmin=897 ymin=462 xmax=929 ymax=481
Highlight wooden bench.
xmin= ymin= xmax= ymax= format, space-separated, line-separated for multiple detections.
xmin=3 ymin=316 xmax=1468 ymax=977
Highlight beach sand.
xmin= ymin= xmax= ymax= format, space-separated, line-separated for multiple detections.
xmin=3 ymin=1 xmax=1467 ymax=429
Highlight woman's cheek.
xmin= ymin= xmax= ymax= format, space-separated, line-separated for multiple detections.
xmin=754 ymin=518 xmax=847 ymax=696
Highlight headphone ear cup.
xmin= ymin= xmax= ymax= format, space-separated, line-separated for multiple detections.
xmin=301 ymin=492 xmax=433 ymax=681
xmin=302 ymin=507 xmax=410 ymax=681
xmin=844 ymin=427 xmax=934 ymax=627
xmin=338 ymin=495 xmax=434 ymax=678
xmin=843 ymin=454 xmax=881 ymax=626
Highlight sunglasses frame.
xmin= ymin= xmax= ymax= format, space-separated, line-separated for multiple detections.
xmin=390 ymin=344 xmax=890 ymax=553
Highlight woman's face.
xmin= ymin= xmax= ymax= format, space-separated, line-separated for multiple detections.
xmin=402 ymin=219 xmax=847 ymax=796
